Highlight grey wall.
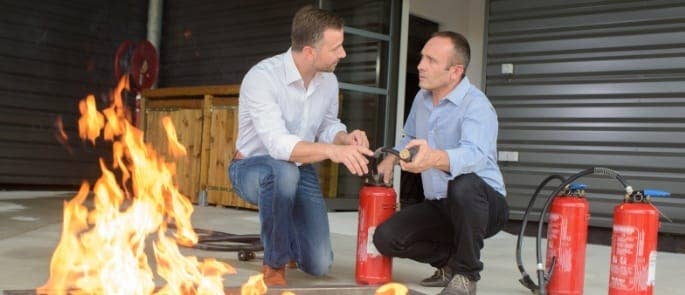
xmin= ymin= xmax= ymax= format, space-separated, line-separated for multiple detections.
xmin=0 ymin=0 xmax=147 ymax=186
xmin=159 ymin=0 xmax=313 ymax=86
xmin=487 ymin=0 xmax=685 ymax=234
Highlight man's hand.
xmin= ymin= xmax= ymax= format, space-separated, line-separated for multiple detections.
xmin=400 ymin=139 xmax=449 ymax=173
xmin=327 ymin=144 xmax=374 ymax=176
xmin=341 ymin=129 xmax=369 ymax=147
xmin=377 ymin=155 xmax=397 ymax=184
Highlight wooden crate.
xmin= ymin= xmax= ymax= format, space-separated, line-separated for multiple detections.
xmin=141 ymin=85 xmax=339 ymax=210
xmin=316 ymin=160 xmax=338 ymax=198
xmin=206 ymin=98 xmax=256 ymax=209
xmin=144 ymin=108 xmax=203 ymax=201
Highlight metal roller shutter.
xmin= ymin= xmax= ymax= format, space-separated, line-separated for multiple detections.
xmin=487 ymin=0 xmax=685 ymax=234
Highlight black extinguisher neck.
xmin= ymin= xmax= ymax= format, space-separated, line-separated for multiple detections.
xmin=363 ymin=147 xmax=396 ymax=187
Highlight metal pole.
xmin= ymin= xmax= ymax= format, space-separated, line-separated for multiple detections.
xmin=147 ymin=0 xmax=163 ymax=88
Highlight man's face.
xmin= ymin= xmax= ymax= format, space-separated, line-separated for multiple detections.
xmin=312 ymin=28 xmax=346 ymax=72
xmin=417 ymin=37 xmax=462 ymax=91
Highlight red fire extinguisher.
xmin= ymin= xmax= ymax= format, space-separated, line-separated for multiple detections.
xmin=609 ymin=189 xmax=668 ymax=295
xmin=355 ymin=148 xmax=397 ymax=285
xmin=545 ymin=183 xmax=590 ymax=295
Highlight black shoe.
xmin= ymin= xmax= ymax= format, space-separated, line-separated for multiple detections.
xmin=438 ymin=274 xmax=476 ymax=295
xmin=419 ymin=266 xmax=453 ymax=287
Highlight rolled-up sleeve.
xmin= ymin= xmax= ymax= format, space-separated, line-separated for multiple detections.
xmin=445 ymin=100 xmax=497 ymax=178
xmin=240 ymin=68 xmax=301 ymax=160
xmin=316 ymin=82 xmax=347 ymax=143
xmin=394 ymin=93 xmax=419 ymax=151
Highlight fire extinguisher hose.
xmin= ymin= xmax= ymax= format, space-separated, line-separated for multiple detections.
xmin=516 ymin=174 xmax=565 ymax=293
xmin=522 ymin=167 xmax=632 ymax=295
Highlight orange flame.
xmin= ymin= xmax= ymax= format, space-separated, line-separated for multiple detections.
xmin=240 ymin=274 xmax=267 ymax=295
xmin=375 ymin=282 xmax=408 ymax=295
xmin=78 ymin=94 xmax=104 ymax=144
xmin=162 ymin=116 xmax=188 ymax=158
xmin=54 ymin=115 xmax=72 ymax=155
xmin=38 ymin=76 xmax=234 ymax=294
xmin=102 ymin=77 xmax=129 ymax=141
xmin=54 ymin=116 xmax=69 ymax=142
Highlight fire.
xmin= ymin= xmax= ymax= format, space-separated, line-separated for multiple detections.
xmin=240 ymin=274 xmax=267 ymax=295
xmin=54 ymin=115 xmax=72 ymax=155
xmin=40 ymin=76 xmax=412 ymax=295
xmin=161 ymin=116 xmax=188 ymax=158
xmin=77 ymin=94 xmax=104 ymax=144
xmin=375 ymin=282 xmax=408 ymax=295
xmin=38 ymin=77 xmax=235 ymax=294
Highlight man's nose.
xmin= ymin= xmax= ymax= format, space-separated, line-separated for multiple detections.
xmin=417 ymin=60 xmax=425 ymax=71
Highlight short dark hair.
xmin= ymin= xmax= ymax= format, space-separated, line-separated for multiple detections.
xmin=432 ymin=31 xmax=471 ymax=71
xmin=291 ymin=6 xmax=344 ymax=52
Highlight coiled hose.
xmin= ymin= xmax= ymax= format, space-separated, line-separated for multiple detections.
xmin=517 ymin=167 xmax=632 ymax=295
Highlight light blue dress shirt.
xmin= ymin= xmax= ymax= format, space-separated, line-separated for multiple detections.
xmin=396 ymin=77 xmax=506 ymax=199
xmin=236 ymin=49 xmax=347 ymax=160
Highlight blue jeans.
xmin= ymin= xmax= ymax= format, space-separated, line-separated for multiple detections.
xmin=228 ymin=155 xmax=333 ymax=276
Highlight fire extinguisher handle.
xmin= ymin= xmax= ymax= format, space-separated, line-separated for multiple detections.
xmin=643 ymin=189 xmax=670 ymax=198
xmin=364 ymin=147 xmax=397 ymax=186
xmin=399 ymin=146 xmax=419 ymax=162
xmin=649 ymin=189 xmax=673 ymax=222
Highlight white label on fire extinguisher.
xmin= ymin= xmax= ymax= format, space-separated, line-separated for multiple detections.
xmin=648 ymin=251 xmax=656 ymax=286
xmin=610 ymin=225 xmax=638 ymax=291
xmin=367 ymin=226 xmax=381 ymax=257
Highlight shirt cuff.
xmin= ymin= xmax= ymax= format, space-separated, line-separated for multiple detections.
xmin=272 ymin=134 xmax=302 ymax=161
xmin=319 ymin=123 xmax=347 ymax=144
xmin=446 ymin=148 xmax=464 ymax=178
xmin=393 ymin=135 xmax=412 ymax=152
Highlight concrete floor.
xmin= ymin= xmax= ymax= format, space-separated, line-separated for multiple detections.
xmin=1 ymin=191 xmax=684 ymax=294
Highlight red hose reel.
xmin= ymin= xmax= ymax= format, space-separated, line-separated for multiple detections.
xmin=114 ymin=40 xmax=159 ymax=92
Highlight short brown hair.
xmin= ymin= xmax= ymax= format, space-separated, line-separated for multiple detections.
xmin=432 ymin=31 xmax=471 ymax=71
xmin=291 ymin=5 xmax=344 ymax=52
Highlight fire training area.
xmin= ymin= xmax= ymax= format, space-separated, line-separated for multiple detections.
xmin=0 ymin=191 xmax=683 ymax=294
xmin=3 ymin=1 xmax=685 ymax=294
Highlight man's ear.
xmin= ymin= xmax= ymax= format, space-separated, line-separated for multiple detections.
xmin=452 ymin=65 xmax=465 ymax=81
xmin=302 ymin=45 xmax=316 ymax=59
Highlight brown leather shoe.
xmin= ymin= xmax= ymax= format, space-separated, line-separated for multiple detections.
xmin=286 ymin=260 xmax=298 ymax=269
xmin=262 ymin=264 xmax=287 ymax=286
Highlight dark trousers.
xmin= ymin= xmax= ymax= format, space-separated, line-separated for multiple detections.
xmin=373 ymin=173 xmax=509 ymax=281
xmin=400 ymin=171 xmax=424 ymax=208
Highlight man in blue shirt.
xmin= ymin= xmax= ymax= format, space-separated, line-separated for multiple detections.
xmin=374 ymin=31 xmax=509 ymax=295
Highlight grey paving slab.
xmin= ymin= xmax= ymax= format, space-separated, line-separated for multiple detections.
xmin=1 ymin=193 xmax=683 ymax=294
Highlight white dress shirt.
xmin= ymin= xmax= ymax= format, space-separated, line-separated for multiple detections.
xmin=236 ymin=48 xmax=347 ymax=161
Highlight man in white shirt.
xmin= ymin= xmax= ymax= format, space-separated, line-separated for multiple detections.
xmin=228 ymin=6 xmax=373 ymax=286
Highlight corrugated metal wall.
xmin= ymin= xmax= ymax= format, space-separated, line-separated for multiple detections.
xmin=0 ymin=0 xmax=398 ymax=200
xmin=0 ymin=0 xmax=147 ymax=186
xmin=486 ymin=0 xmax=685 ymax=234
xmin=159 ymin=0 xmax=313 ymax=86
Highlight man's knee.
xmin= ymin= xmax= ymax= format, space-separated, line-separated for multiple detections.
xmin=373 ymin=221 xmax=400 ymax=256
xmin=261 ymin=159 xmax=300 ymax=198
xmin=301 ymin=250 xmax=333 ymax=276
xmin=447 ymin=173 xmax=481 ymax=208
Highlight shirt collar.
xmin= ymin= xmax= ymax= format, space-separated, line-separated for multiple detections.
xmin=284 ymin=48 xmax=303 ymax=85
xmin=284 ymin=47 xmax=322 ymax=87
xmin=443 ymin=76 xmax=471 ymax=106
